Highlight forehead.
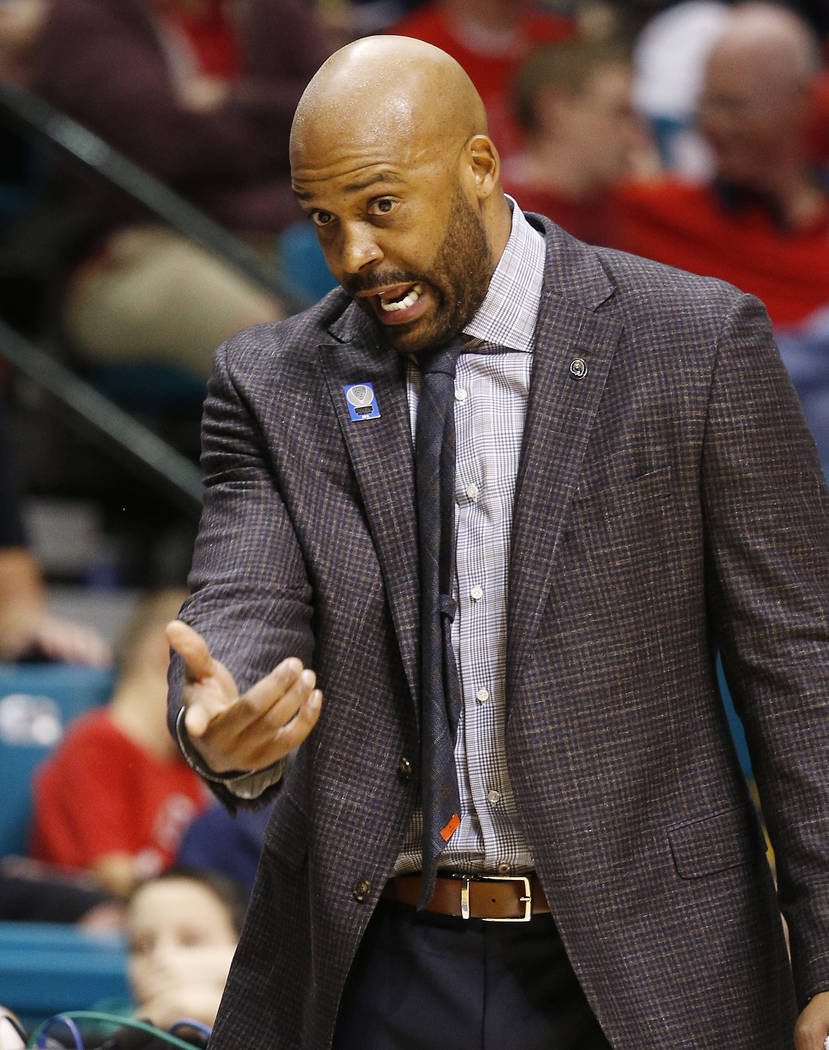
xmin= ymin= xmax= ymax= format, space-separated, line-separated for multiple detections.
xmin=291 ymin=133 xmax=445 ymax=204
xmin=583 ymin=63 xmax=632 ymax=103
xmin=129 ymin=879 xmax=228 ymax=928
xmin=705 ymin=40 xmax=795 ymax=100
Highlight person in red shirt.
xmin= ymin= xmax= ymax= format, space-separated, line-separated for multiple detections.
xmin=615 ymin=2 xmax=829 ymax=329
xmin=389 ymin=0 xmax=574 ymax=162
xmin=30 ymin=589 xmax=209 ymax=896
xmin=502 ymin=36 xmax=655 ymax=245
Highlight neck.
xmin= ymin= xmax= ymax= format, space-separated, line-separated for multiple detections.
xmin=487 ymin=192 xmax=515 ymax=264
xmin=770 ymin=167 xmax=825 ymax=229
xmin=727 ymin=161 xmax=825 ymax=229
xmin=109 ymin=677 xmax=177 ymax=760
xmin=516 ymin=138 xmax=604 ymax=200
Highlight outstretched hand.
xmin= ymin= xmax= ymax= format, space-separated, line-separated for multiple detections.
xmin=795 ymin=991 xmax=829 ymax=1050
xmin=166 ymin=620 xmax=322 ymax=774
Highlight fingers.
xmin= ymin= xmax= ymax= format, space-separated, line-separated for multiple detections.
xmin=167 ymin=620 xmax=240 ymax=742
xmin=246 ymin=685 xmax=323 ymax=769
xmin=794 ymin=992 xmax=829 ymax=1050
xmin=36 ymin=617 xmax=112 ymax=667
xmin=166 ymin=619 xmax=213 ymax=681
xmin=202 ymin=661 xmax=322 ymax=769
xmin=173 ymin=641 xmax=324 ymax=772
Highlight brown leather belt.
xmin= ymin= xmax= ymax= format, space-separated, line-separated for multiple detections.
xmin=382 ymin=873 xmax=549 ymax=922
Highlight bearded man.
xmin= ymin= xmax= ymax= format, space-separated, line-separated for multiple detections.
xmin=167 ymin=34 xmax=829 ymax=1050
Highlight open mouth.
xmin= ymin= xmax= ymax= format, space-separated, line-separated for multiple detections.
xmin=377 ymin=282 xmax=423 ymax=313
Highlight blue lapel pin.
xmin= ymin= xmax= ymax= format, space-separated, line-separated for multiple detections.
xmin=344 ymin=382 xmax=380 ymax=421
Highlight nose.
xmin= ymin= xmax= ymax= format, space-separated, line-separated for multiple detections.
xmin=340 ymin=222 xmax=383 ymax=275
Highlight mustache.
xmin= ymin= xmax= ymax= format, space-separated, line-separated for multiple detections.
xmin=341 ymin=270 xmax=425 ymax=297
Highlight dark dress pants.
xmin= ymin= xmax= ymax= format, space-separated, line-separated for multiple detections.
xmin=333 ymin=898 xmax=612 ymax=1050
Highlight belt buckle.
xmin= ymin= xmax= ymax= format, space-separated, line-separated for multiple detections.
xmin=459 ymin=874 xmax=533 ymax=923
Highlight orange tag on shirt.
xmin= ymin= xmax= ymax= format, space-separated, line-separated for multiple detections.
xmin=440 ymin=813 xmax=461 ymax=841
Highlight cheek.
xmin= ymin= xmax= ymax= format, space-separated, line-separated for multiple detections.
xmin=128 ymin=955 xmax=152 ymax=995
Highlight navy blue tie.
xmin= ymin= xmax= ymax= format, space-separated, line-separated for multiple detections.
xmin=415 ymin=339 xmax=465 ymax=909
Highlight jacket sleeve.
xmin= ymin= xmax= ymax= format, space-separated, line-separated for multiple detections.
xmin=167 ymin=336 xmax=315 ymax=810
xmin=700 ymin=292 xmax=829 ymax=1005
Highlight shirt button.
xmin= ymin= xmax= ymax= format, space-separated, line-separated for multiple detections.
xmin=470 ymin=585 xmax=483 ymax=602
xmin=498 ymin=861 xmax=511 ymax=875
xmin=486 ymin=789 xmax=502 ymax=806
xmin=352 ymin=879 xmax=371 ymax=902
xmin=398 ymin=755 xmax=414 ymax=778
xmin=454 ymin=387 xmax=468 ymax=403
xmin=475 ymin=688 xmax=489 ymax=704
xmin=466 ymin=483 xmax=479 ymax=500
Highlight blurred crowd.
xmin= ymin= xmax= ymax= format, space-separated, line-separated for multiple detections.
xmin=0 ymin=0 xmax=825 ymax=451
xmin=0 ymin=0 xmax=828 ymax=1041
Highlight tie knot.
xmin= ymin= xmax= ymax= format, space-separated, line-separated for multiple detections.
xmin=419 ymin=338 xmax=467 ymax=379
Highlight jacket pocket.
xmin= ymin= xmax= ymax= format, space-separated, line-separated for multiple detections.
xmin=571 ymin=464 xmax=673 ymax=509
xmin=667 ymin=803 xmax=765 ymax=880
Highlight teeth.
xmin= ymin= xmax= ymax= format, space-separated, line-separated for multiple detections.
xmin=379 ymin=283 xmax=422 ymax=313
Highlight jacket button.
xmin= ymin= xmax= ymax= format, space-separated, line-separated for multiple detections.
xmin=398 ymin=756 xmax=413 ymax=778
xmin=352 ymin=879 xmax=371 ymax=903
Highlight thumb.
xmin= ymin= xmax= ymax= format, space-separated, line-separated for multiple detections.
xmin=166 ymin=619 xmax=213 ymax=681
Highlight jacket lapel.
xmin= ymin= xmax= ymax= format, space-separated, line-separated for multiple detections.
xmin=507 ymin=223 xmax=623 ymax=694
xmin=317 ymin=304 xmax=421 ymax=714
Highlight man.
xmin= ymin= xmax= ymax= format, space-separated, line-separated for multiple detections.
xmin=616 ymin=2 xmax=829 ymax=328
xmin=166 ymin=34 xmax=829 ymax=1050
xmin=501 ymin=38 xmax=652 ymax=245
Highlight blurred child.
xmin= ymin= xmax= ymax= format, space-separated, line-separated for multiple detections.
xmin=29 ymin=589 xmax=209 ymax=896
xmin=125 ymin=867 xmax=245 ymax=1031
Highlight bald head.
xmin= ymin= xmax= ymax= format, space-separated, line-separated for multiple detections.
xmin=288 ymin=36 xmax=513 ymax=356
xmin=698 ymin=2 xmax=820 ymax=186
xmin=291 ymin=36 xmax=489 ymax=170
xmin=708 ymin=2 xmax=821 ymax=86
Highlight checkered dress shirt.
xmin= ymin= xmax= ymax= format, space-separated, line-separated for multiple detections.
xmin=395 ymin=201 xmax=545 ymax=876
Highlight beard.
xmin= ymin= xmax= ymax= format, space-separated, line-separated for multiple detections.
xmin=347 ymin=188 xmax=494 ymax=356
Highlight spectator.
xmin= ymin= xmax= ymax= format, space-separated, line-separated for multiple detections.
xmin=176 ymin=801 xmax=272 ymax=896
xmin=0 ymin=859 xmax=123 ymax=926
xmin=502 ymin=37 xmax=655 ymax=245
xmin=123 ymin=867 xmax=245 ymax=1032
xmin=23 ymin=0 xmax=330 ymax=379
xmin=389 ymin=0 xmax=575 ymax=162
xmin=0 ymin=0 xmax=47 ymax=82
xmin=631 ymin=1 xmax=730 ymax=175
xmin=29 ymin=588 xmax=209 ymax=896
xmin=615 ymin=2 xmax=829 ymax=328
xmin=4 ymin=869 xmax=243 ymax=1049
xmin=0 ymin=397 xmax=110 ymax=665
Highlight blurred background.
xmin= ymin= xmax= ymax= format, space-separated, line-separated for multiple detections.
xmin=0 ymin=0 xmax=827 ymax=1042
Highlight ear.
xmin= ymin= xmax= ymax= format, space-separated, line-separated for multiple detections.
xmin=465 ymin=134 xmax=500 ymax=199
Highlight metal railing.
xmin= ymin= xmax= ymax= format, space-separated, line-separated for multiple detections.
xmin=0 ymin=82 xmax=314 ymax=516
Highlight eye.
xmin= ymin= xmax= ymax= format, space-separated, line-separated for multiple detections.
xmin=369 ymin=197 xmax=397 ymax=216
xmin=179 ymin=931 xmax=207 ymax=948
xmin=310 ymin=210 xmax=334 ymax=228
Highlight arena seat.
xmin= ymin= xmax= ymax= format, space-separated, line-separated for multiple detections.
xmin=0 ymin=921 xmax=128 ymax=1029
xmin=0 ymin=663 xmax=114 ymax=857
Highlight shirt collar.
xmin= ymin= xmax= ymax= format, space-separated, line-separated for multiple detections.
xmin=462 ymin=196 xmax=546 ymax=354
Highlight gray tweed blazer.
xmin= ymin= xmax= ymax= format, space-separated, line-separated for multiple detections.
xmin=168 ymin=216 xmax=829 ymax=1050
